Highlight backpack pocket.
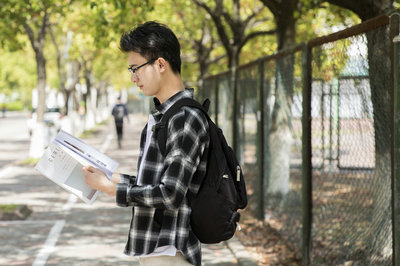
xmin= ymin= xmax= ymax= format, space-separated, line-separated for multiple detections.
xmin=190 ymin=184 xmax=239 ymax=243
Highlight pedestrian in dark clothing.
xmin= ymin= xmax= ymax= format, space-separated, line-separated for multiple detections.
xmin=2 ymin=104 xmax=6 ymax=118
xmin=83 ymin=21 xmax=209 ymax=266
xmin=111 ymin=97 xmax=129 ymax=148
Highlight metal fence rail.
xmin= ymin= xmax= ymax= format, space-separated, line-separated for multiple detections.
xmin=200 ymin=14 xmax=400 ymax=265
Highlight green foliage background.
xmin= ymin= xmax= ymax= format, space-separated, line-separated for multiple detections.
xmin=0 ymin=0 xmax=363 ymax=106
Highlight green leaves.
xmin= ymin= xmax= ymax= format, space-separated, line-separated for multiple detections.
xmin=0 ymin=0 xmax=369 ymax=105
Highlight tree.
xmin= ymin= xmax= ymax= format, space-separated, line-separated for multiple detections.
xmin=258 ymin=0 xmax=359 ymax=197
xmin=49 ymin=26 xmax=79 ymax=116
xmin=162 ymin=0 xmax=227 ymax=100
xmin=47 ymin=0 xmax=153 ymax=129
xmin=192 ymin=0 xmax=275 ymax=150
xmin=0 ymin=0 xmax=72 ymax=157
xmin=323 ymin=0 xmax=395 ymax=260
xmin=0 ymin=46 xmax=36 ymax=107
xmin=171 ymin=2 xmax=225 ymax=79
xmin=258 ymin=0 xmax=300 ymax=195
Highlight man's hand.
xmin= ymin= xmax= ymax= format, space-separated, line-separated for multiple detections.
xmin=82 ymin=166 xmax=116 ymax=196
xmin=110 ymin=172 xmax=121 ymax=184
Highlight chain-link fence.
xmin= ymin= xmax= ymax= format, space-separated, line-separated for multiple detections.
xmin=200 ymin=14 xmax=400 ymax=265
xmin=309 ymin=24 xmax=392 ymax=265
xmin=200 ymin=46 xmax=306 ymax=259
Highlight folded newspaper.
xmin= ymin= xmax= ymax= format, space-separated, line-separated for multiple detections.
xmin=35 ymin=130 xmax=119 ymax=204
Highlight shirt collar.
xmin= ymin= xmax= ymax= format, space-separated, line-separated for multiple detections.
xmin=151 ymin=88 xmax=194 ymax=119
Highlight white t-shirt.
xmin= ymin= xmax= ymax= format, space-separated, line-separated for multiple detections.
xmin=137 ymin=114 xmax=177 ymax=258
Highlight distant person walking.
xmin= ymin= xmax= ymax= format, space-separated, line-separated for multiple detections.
xmin=111 ymin=97 xmax=129 ymax=148
xmin=2 ymin=104 xmax=6 ymax=118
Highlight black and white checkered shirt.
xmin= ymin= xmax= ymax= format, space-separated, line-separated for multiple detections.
xmin=116 ymin=89 xmax=209 ymax=266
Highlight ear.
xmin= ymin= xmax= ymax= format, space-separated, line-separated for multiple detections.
xmin=156 ymin=57 xmax=168 ymax=73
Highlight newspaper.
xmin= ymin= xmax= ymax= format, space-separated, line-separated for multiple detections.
xmin=35 ymin=130 xmax=119 ymax=204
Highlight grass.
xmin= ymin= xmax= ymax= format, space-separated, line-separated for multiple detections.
xmin=79 ymin=118 xmax=110 ymax=139
xmin=79 ymin=128 xmax=99 ymax=138
xmin=0 ymin=204 xmax=20 ymax=212
xmin=17 ymin=157 xmax=40 ymax=166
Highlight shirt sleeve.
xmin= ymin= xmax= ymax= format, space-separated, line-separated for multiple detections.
xmin=122 ymin=108 xmax=209 ymax=210
xmin=116 ymin=174 xmax=136 ymax=207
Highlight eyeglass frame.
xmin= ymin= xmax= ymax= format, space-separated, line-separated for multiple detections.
xmin=128 ymin=59 xmax=156 ymax=77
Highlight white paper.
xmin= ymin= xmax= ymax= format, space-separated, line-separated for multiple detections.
xmin=35 ymin=130 xmax=119 ymax=204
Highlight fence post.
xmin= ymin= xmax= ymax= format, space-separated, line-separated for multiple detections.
xmin=230 ymin=67 xmax=239 ymax=154
xmin=392 ymin=12 xmax=400 ymax=266
xmin=256 ymin=60 xmax=265 ymax=220
xmin=301 ymin=43 xmax=312 ymax=265
xmin=214 ymin=77 xmax=219 ymax=127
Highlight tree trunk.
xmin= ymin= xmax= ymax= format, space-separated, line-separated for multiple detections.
xmin=267 ymin=1 xmax=296 ymax=195
xmin=230 ymin=47 xmax=240 ymax=152
xmin=365 ymin=24 xmax=392 ymax=261
xmin=83 ymin=65 xmax=95 ymax=129
xmin=268 ymin=55 xmax=294 ymax=195
xmin=29 ymin=47 xmax=47 ymax=158
xmin=35 ymin=49 xmax=47 ymax=123
xmin=325 ymin=0 xmax=394 ymax=259
xmin=63 ymin=90 xmax=71 ymax=115
xmin=23 ymin=12 xmax=50 ymax=158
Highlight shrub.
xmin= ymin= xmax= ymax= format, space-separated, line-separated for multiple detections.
xmin=2 ymin=101 xmax=24 ymax=111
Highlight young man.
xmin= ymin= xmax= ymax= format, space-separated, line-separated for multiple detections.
xmin=111 ymin=96 xmax=129 ymax=148
xmin=82 ymin=21 xmax=210 ymax=266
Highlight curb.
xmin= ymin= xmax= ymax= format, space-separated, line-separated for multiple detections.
xmin=224 ymin=236 xmax=258 ymax=266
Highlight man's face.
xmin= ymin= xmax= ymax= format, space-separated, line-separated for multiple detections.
xmin=128 ymin=52 xmax=160 ymax=97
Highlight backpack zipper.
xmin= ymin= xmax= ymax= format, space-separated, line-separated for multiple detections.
xmin=236 ymin=165 xmax=241 ymax=181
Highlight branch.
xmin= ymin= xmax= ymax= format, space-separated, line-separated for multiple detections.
xmin=207 ymin=54 xmax=226 ymax=65
xmin=259 ymin=0 xmax=279 ymax=17
xmin=240 ymin=29 xmax=276 ymax=50
xmin=23 ymin=23 xmax=36 ymax=51
xmin=49 ymin=29 xmax=60 ymax=58
xmin=193 ymin=0 xmax=233 ymax=57
xmin=222 ymin=10 xmax=236 ymax=31
xmin=38 ymin=7 xmax=49 ymax=47
xmin=192 ymin=0 xmax=214 ymax=16
xmin=181 ymin=53 xmax=198 ymax=63
xmin=244 ymin=4 xmax=265 ymax=27
xmin=323 ymin=0 xmax=356 ymax=12
xmin=49 ymin=29 xmax=64 ymax=85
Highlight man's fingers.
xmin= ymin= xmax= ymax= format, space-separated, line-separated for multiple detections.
xmin=82 ymin=165 xmax=95 ymax=173
xmin=82 ymin=165 xmax=95 ymax=175
xmin=83 ymin=166 xmax=107 ymax=177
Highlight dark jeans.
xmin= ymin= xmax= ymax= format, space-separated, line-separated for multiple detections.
xmin=116 ymin=124 xmax=123 ymax=139
xmin=115 ymin=121 xmax=123 ymax=148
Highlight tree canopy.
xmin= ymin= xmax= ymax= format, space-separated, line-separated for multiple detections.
xmin=0 ymin=0 xmax=382 ymax=107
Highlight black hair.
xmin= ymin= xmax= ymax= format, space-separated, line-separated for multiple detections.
xmin=120 ymin=21 xmax=181 ymax=74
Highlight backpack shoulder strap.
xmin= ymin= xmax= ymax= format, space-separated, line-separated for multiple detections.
xmin=156 ymin=98 xmax=210 ymax=156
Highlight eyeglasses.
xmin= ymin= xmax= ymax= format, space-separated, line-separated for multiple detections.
xmin=128 ymin=59 xmax=155 ymax=78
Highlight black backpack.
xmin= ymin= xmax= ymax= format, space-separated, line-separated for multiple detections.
xmin=155 ymin=97 xmax=247 ymax=244
xmin=115 ymin=105 xmax=125 ymax=120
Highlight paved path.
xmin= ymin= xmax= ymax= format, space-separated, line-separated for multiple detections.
xmin=0 ymin=113 xmax=257 ymax=266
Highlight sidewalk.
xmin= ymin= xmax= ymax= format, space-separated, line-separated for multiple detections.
xmin=0 ymin=113 xmax=257 ymax=266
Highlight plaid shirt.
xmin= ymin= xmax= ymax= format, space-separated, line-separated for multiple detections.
xmin=116 ymin=89 xmax=209 ymax=266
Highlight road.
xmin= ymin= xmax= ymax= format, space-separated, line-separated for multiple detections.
xmin=0 ymin=111 xmax=31 ymax=168
xmin=0 ymin=112 xmax=139 ymax=265
xmin=0 ymin=112 xmax=256 ymax=266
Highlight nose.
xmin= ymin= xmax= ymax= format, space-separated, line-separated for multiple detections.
xmin=131 ymin=73 xmax=138 ymax=83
